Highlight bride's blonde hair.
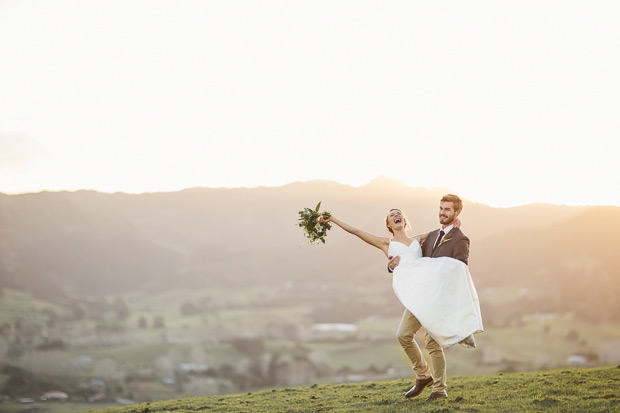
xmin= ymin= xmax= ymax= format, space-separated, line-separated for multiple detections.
xmin=386 ymin=208 xmax=409 ymax=235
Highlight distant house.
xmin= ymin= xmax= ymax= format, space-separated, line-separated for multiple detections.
xmin=88 ymin=393 xmax=107 ymax=402
xmin=311 ymin=323 xmax=357 ymax=340
xmin=567 ymin=355 xmax=587 ymax=366
xmin=313 ymin=323 xmax=357 ymax=332
xmin=178 ymin=363 xmax=209 ymax=374
xmin=41 ymin=391 xmax=68 ymax=401
xmin=88 ymin=378 xmax=106 ymax=389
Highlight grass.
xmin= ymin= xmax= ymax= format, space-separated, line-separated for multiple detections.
xmin=86 ymin=365 xmax=620 ymax=412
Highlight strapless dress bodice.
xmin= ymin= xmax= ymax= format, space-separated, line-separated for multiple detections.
xmin=388 ymin=239 xmax=423 ymax=263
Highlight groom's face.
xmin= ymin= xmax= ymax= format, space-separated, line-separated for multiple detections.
xmin=439 ymin=201 xmax=459 ymax=226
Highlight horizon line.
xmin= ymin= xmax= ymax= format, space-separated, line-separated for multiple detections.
xmin=0 ymin=177 xmax=614 ymax=209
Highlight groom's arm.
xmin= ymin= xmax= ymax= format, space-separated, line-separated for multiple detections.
xmin=453 ymin=236 xmax=470 ymax=265
xmin=387 ymin=255 xmax=400 ymax=273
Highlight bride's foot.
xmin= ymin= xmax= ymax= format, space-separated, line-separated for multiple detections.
xmin=459 ymin=334 xmax=476 ymax=348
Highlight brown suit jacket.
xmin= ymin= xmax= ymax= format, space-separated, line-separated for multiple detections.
xmin=421 ymin=227 xmax=470 ymax=265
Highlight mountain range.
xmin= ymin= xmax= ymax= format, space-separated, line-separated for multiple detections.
xmin=1 ymin=178 xmax=618 ymax=322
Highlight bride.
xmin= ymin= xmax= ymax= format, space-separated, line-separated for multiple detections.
xmin=319 ymin=209 xmax=483 ymax=348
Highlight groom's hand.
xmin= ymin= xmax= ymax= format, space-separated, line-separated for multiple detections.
xmin=387 ymin=255 xmax=400 ymax=273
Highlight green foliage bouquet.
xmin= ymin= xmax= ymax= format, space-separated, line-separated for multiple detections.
xmin=298 ymin=202 xmax=332 ymax=244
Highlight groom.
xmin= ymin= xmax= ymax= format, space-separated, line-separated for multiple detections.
xmin=387 ymin=194 xmax=470 ymax=402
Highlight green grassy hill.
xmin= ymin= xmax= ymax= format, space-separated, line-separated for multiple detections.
xmin=88 ymin=366 xmax=620 ymax=413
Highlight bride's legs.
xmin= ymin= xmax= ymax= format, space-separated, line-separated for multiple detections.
xmin=396 ymin=309 xmax=431 ymax=379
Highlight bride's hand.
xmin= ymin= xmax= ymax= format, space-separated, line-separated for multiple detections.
xmin=454 ymin=218 xmax=462 ymax=229
xmin=318 ymin=215 xmax=331 ymax=224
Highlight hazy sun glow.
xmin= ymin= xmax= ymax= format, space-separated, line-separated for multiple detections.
xmin=1 ymin=1 xmax=619 ymax=207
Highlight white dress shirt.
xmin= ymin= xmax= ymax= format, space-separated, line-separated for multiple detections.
xmin=433 ymin=224 xmax=454 ymax=249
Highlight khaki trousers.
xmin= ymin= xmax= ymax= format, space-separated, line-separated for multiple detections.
xmin=396 ymin=309 xmax=447 ymax=394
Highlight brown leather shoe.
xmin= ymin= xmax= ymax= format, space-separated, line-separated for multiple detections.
xmin=425 ymin=391 xmax=448 ymax=402
xmin=404 ymin=376 xmax=434 ymax=398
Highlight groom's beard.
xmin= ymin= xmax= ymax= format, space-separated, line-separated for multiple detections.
xmin=439 ymin=214 xmax=455 ymax=226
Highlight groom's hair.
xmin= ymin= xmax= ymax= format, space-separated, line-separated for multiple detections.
xmin=441 ymin=194 xmax=463 ymax=212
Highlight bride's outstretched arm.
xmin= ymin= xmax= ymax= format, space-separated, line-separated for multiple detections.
xmin=319 ymin=216 xmax=389 ymax=256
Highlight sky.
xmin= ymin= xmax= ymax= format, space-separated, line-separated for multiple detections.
xmin=1 ymin=1 xmax=619 ymax=207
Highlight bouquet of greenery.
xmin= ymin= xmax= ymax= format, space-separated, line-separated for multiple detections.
xmin=298 ymin=201 xmax=332 ymax=244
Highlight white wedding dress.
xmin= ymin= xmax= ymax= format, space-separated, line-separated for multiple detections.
xmin=389 ymin=239 xmax=484 ymax=348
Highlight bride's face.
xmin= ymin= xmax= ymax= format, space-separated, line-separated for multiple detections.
xmin=387 ymin=209 xmax=406 ymax=231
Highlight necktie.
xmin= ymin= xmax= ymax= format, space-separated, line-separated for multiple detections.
xmin=433 ymin=230 xmax=445 ymax=252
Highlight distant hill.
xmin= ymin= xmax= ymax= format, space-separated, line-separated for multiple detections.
xmin=474 ymin=207 xmax=620 ymax=321
xmin=0 ymin=180 xmax=617 ymax=321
